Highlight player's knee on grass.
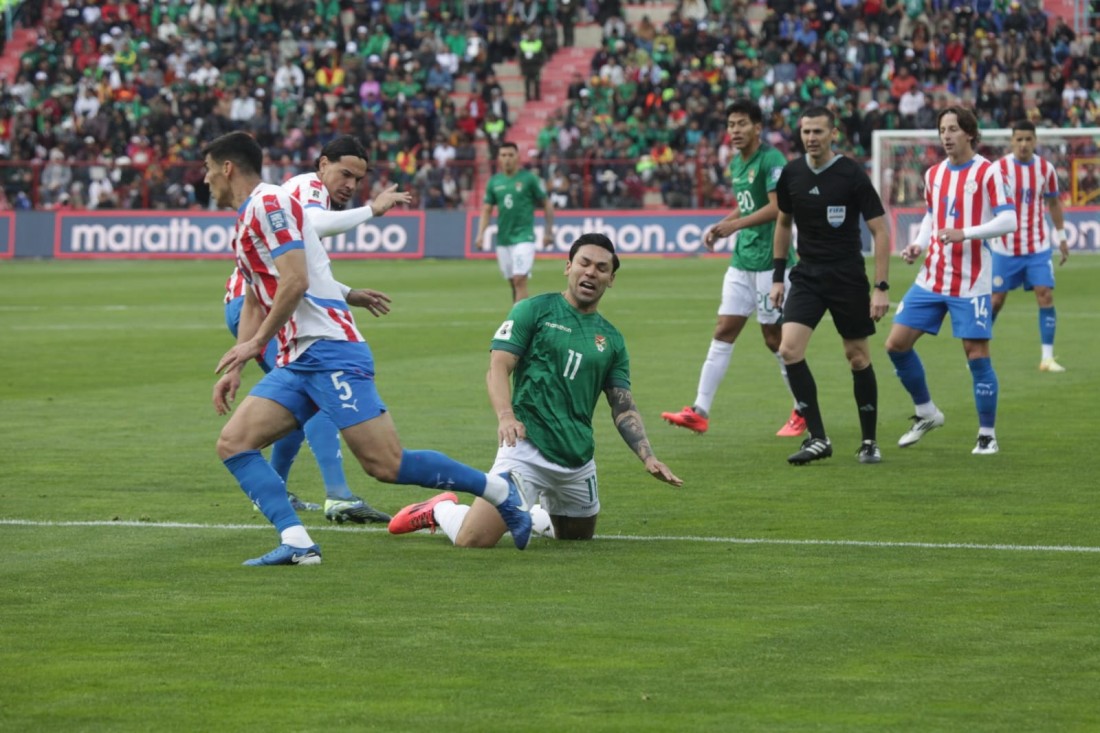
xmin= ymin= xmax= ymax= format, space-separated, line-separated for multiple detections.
xmin=454 ymin=520 xmax=507 ymax=548
xmin=550 ymin=514 xmax=597 ymax=540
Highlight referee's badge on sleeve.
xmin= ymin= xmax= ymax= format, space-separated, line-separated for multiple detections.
xmin=827 ymin=206 xmax=846 ymax=227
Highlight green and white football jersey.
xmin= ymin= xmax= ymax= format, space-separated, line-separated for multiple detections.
xmin=727 ymin=143 xmax=795 ymax=271
xmin=491 ymin=293 xmax=630 ymax=467
xmin=483 ymin=169 xmax=547 ymax=247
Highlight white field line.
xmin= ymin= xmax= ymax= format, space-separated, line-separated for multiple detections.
xmin=2 ymin=518 xmax=1098 ymax=554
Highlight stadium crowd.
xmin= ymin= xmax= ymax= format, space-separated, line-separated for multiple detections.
xmin=0 ymin=0 xmax=1097 ymax=211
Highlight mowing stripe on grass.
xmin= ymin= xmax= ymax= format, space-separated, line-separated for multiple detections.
xmin=3 ymin=518 xmax=1098 ymax=554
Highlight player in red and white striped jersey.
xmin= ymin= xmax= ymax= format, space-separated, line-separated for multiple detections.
xmin=886 ymin=107 xmax=1017 ymax=456
xmin=990 ymin=120 xmax=1069 ymax=373
xmin=206 ymin=132 xmax=532 ymax=565
xmin=223 ymin=136 xmax=410 ymax=525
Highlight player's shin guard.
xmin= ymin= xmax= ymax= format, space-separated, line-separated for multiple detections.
xmin=224 ymin=450 xmax=300 ymax=532
xmin=852 ymin=364 xmax=878 ymax=442
xmin=396 ymin=449 xmax=488 ymax=498
xmin=303 ymin=412 xmax=355 ymax=501
xmin=888 ymin=349 xmax=931 ymax=405
xmin=968 ymin=357 xmax=998 ymax=429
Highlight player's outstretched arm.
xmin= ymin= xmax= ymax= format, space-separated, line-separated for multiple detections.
xmin=605 ymin=386 xmax=683 ymax=487
xmin=345 ymin=288 xmax=392 ymax=317
xmin=370 ymin=183 xmax=413 ymax=217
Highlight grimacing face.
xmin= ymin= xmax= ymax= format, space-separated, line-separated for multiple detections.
xmin=318 ymin=154 xmax=368 ymax=206
xmin=565 ymin=244 xmax=615 ymax=311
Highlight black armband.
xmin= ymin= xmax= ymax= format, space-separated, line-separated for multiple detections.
xmin=772 ymin=257 xmax=787 ymax=284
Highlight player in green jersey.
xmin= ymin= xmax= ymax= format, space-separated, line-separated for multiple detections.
xmin=388 ymin=233 xmax=682 ymax=546
xmin=662 ymin=100 xmax=805 ymax=438
xmin=474 ymin=141 xmax=556 ymax=303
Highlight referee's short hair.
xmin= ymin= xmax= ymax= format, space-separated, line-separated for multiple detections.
xmin=725 ymin=99 xmax=763 ymax=125
xmin=799 ymin=105 xmax=835 ymax=127
xmin=936 ymin=106 xmax=980 ymax=144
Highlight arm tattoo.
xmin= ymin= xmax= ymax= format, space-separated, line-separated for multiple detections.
xmin=606 ymin=387 xmax=654 ymax=462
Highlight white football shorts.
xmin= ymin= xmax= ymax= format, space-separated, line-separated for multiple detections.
xmin=718 ymin=266 xmax=789 ymax=324
xmin=496 ymin=241 xmax=536 ymax=279
xmin=489 ymin=438 xmax=599 ymax=518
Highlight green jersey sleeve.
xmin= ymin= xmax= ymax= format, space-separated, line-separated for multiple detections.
xmin=490 ymin=297 xmax=535 ymax=355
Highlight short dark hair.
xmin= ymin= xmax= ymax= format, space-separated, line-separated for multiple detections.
xmin=937 ymin=106 xmax=980 ymax=144
xmin=799 ymin=105 xmax=835 ymax=126
xmin=725 ymin=99 xmax=763 ymax=125
xmin=201 ymin=131 xmax=262 ymax=176
xmin=1011 ymin=119 xmax=1037 ymax=135
xmin=499 ymin=141 xmax=519 ymax=153
xmin=317 ymin=135 xmax=369 ymax=170
xmin=568 ymin=232 xmax=620 ymax=272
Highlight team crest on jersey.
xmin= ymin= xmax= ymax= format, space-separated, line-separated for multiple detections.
xmin=965 ymin=181 xmax=978 ymax=194
xmin=515 ymin=182 xmax=523 ymax=191
xmin=747 ymin=170 xmax=756 ymax=184
xmin=826 ymin=206 xmax=846 ymax=227
xmin=595 ymin=335 xmax=606 ymax=352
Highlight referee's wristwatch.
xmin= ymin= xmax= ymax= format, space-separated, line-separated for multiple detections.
xmin=874 ymin=281 xmax=889 ymax=292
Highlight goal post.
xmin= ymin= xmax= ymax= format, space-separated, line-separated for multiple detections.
xmin=871 ymin=127 xmax=1100 ymax=252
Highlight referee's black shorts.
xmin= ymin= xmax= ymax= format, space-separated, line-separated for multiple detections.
xmin=783 ymin=259 xmax=875 ymax=340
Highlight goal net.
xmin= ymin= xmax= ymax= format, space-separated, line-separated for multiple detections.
xmin=871 ymin=127 xmax=1100 ymax=250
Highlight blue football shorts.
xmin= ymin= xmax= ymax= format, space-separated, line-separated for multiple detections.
xmin=991 ymin=249 xmax=1055 ymax=293
xmin=250 ymin=363 xmax=387 ymax=430
xmin=893 ymin=285 xmax=994 ymax=340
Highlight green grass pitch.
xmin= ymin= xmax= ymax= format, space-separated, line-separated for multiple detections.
xmin=2 ymin=255 xmax=1098 ymax=732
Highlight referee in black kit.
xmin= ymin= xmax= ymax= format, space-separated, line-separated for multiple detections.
xmin=768 ymin=106 xmax=892 ymax=466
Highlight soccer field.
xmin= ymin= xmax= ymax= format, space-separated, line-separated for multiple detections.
xmin=2 ymin=256 xmax=1098 ymax=731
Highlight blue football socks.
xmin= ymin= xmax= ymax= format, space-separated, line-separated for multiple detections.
xmin=224 ymin=450 xmax=300 ymax=532
xmin=303 ymin=412 xmax=356 ymax=501
xmin=396 ymin=449 xmax=487 ymax=497
xmin=1039 ymin=306 xmax=1056 ymax=347
xmin=888 ymin=349 xmax=931 ymax=406
xmin=968 ymin=357 xmax=998 ymax=429
xmin=269 ymin=429 xmax=305 ymax=485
